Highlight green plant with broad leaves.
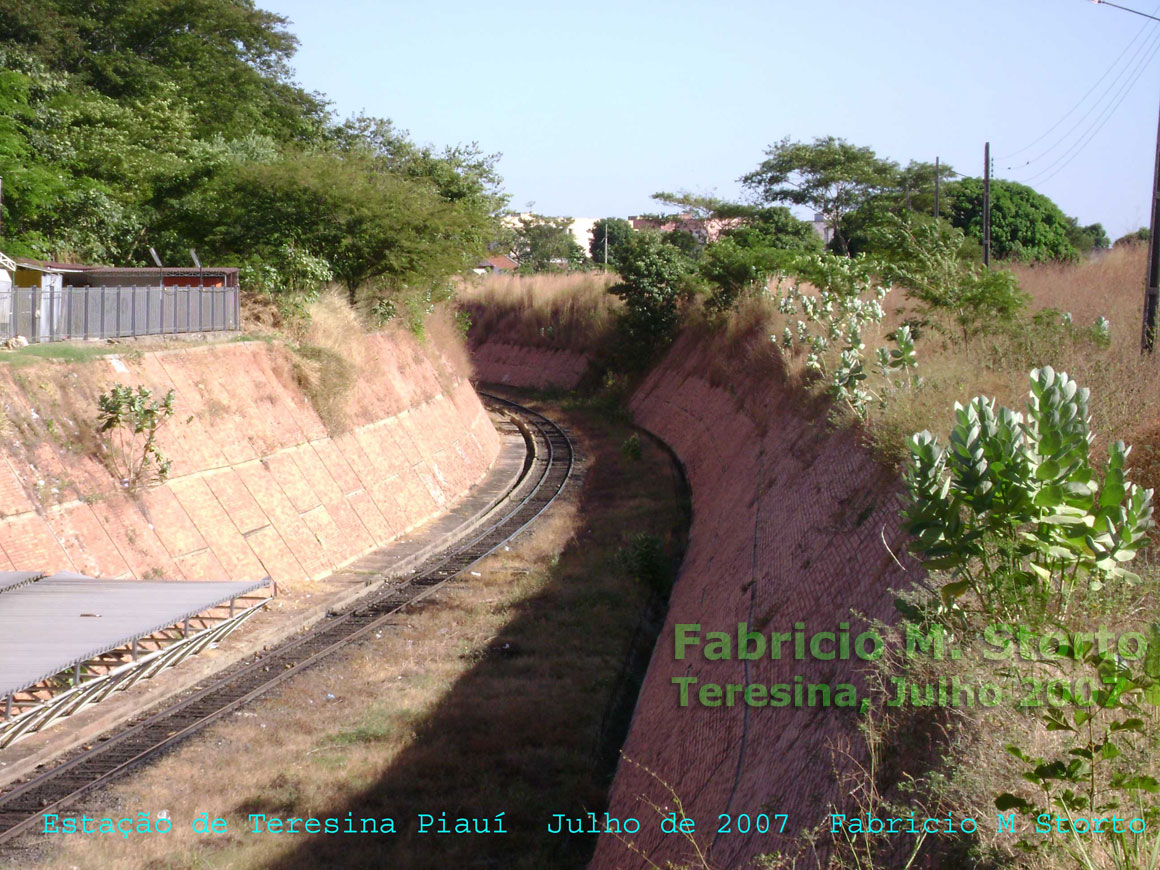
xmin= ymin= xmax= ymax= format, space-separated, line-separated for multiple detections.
xmin=774 ymin=253 xmax=919 ymax=418
xmin=996 ymin=628 xmax=1160 ymax=870
xmin=892 ymin=369 xmax=1160 ymax=870
xmin=96 ymin=384 xmax=176 ymax=493
xmin=903 ymin=367 xmax=1154 ymax=618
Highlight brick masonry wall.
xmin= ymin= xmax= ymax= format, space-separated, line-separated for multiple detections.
xmin=587 ymin=333 xmax=917 ymax=870
xmin=0 ymin=333 xmax=501 ymax=587
xmin=469 ymin=340 xmax=589 ymax=390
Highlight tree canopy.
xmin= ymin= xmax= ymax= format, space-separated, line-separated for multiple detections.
xmin=945 ymin=178 xmax=1078 ymax=264
xmin=590 ymin=217 xmax=634 ymax=266
xmin=0 ymin=1 xmax=507 ymax=309
xmin=740 ymin=136 xmax=899 ymax=255
xmin=511 ymin=214 xmax=586 ymax=273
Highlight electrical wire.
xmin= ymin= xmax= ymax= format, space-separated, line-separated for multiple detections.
xmin=1014 ymin=27 xmax=1160 ymax=186
xmin=996 ymin=8 xmax=1157 ymax=162
xmin=1000 ymin=10 xmax=1160 ymax=172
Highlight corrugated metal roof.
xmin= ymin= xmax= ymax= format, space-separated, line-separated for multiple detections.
xmin=0 ymin=571 xmax=45 ymax=594
xmin=0 ymin=575 xmax=269 ymax=697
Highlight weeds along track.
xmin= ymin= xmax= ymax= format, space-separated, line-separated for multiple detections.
xmin=0 ymin=393 xmax=574 ymax=847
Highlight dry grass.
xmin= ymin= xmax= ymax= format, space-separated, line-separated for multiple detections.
xmin=863 ymin=246 xmax=1160 ymax=478
xmin=287 ymin=292 xmax=366 ymax=434
xmin=423 ymin=305 xmax=475 ymax=384
xmin=458 ymin=271 xmax=621 ymax=354
xmin=455 ymin=250 xmax=1160 ymax=492
xmin=13 ymin=402 xmax=688 ymax=870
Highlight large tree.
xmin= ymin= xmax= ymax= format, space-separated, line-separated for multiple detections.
xmin=0 ymin=6 xmax=506 ymax=305
xmin=740 ymin=136 xmax=899 ymax=255
xmin=512 ymin=214 xmax=585 ymax=272
xmin=589 ymin=217 xmax=634 ymax=266
xmin=200 ymin=151 xmax=488 ymax=304
xmin=945 ymin=178 xmax=1078 ymax=263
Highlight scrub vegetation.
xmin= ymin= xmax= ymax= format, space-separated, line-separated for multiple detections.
xmin=0 ymin=2 xmax=504 ymax=320
xmin=462 ymin=171 xmax=1160 ymax=870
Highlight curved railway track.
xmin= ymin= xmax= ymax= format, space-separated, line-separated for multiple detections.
xmin=0 ymin=392 xmax=573 ymax=847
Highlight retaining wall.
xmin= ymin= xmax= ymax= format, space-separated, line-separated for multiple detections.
xmin=470 ymin=333 xmax=914 ymax=870
xmin=469 ymin=340 xmax=589 ymax=390
xmin=0 ymin=332 xmax=501 ymax=589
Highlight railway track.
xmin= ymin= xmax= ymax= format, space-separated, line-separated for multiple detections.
xmin=0 ymin=393 xmax=573 ymax=847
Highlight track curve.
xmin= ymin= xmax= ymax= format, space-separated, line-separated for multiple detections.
xmin=0 ymin=393 xmax=573 ymax=847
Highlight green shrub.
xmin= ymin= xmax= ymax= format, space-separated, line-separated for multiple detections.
xmin=618 ymin=532 xmax=671 ymax=596
xmin=903 ymin=366 xmax=1154 ymax=618
xmin=870 ymin=211 xmax=1027 ymax=342
xmin=621 ymin=432 xmax=642 ymax=461
xmin=609 ymin=231 xmax=691 ymax=345
xmin=96 ymin=384 xmax=176 ymax=493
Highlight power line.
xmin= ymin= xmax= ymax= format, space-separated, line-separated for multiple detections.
xmin=1001 ymin=14 xmax=1160 ymax=172
xmin=1014 ymin=29 xmax=1160 ymax=186
xmin=1092 ymin=0 xmax=1160 ymax=23
xmin=997 ymin=8 xmax=1158 ymax=162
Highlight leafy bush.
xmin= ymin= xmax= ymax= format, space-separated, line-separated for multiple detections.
xmin=871 ymin=211 xmax=1027 ymax=342
xmin=903 ymin=366 xmax=1154 ymax=617
xmin=618 ymin=532 xmax=671 ymax=596
xmin=96 ymin=384 xmax=176 ymax=493
xmin=698 ymin=236 xmax=796 ymax=313
xmin=895 ymin=368 xmax=1160 ymax=870
xmin=773 ymin=253 xmax=918 ymax=418
xmin=609 ymin=231 xmax=691 ymax=345
xmin=621 ymin=432 xmax=642 ymax=461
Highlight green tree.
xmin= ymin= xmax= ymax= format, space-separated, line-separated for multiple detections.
xmin=662 ymin=227 xmax=702 ymax=260
xmin=1064 ymin=219 xmax=1109 ymax=252
xmin=740 ymin=136 xmax=900 ymax=255
xmin=0 ymin=0 xmax=327 ymax=141
xmin=651 ymin=191 xmax=822 ymax=253
xmin=589 ymin=217 xmax=634 ymax=266
xmin=204 ymin=151 xmax=486 ymax=304
xmin=871 ymin=211 xmax=1027 ymax=342
xmin=945 ymin=178 xmax=1078 ymax=263
xmin=0 ymin=3 xmax=503 ymax=305
xmin=512 ymin=214 xmax=586 ymax=272
xmin=719 ymin=205 xmax=822 ymax=253
xmin=698 ymin=236 xmax=793 ymax=313
xmin=609 ymin=231 xmax=690 ymax=342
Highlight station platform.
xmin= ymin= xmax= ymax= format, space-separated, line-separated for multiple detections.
xmin=0 ymin=572 xmax=271 ymax=747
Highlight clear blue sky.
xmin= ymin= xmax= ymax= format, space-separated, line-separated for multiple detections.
xmin=264 ymin=0 xmax=1160 ymax=239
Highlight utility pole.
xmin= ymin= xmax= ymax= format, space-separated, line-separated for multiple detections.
xmin=983 ymin=142 xmax=991 ymax=268
xmin=934 ymin=157 xmax=940 ymax=219
xmin=603 ymin=219 xmax=608 ymax=267
xmin=1143 ymin=95 xmax=1160 ymax=352
xmin=1087 ymin=1 xmax=1160 ymax=352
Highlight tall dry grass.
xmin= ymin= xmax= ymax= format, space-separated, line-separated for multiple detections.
xmin=460 ymin=249 xmax=1160 ymax=496
xmin=284 ymin=291 xmax=367 ymax=433
xmin=458 ymin=271 xmax=621 ymax=353
xmin=872 ymin=245 xmax=1160 ymax=479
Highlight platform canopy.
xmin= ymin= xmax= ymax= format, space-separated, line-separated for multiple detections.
xmin=0 ymin=572 xmax=269 ymax=697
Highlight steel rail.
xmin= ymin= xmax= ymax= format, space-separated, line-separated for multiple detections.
xmin=0 ymin=395 xmax=573 ymax=847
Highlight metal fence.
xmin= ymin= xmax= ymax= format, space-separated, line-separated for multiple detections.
xmin=0 ymin=284 xmax=240 ymax=343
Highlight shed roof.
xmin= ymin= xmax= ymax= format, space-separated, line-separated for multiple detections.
xmin=0 ymin=573 xmax=269 ymax=697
